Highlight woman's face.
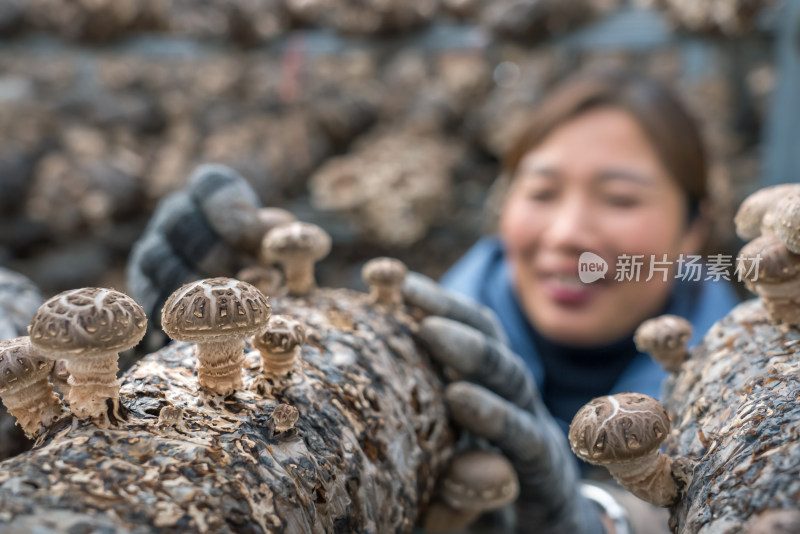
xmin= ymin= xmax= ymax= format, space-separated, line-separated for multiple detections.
xmin=499 ymin=108 xmax=704 ymax=347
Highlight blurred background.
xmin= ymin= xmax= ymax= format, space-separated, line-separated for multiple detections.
xmin=0 ymin=0 xmax=797 ymax=296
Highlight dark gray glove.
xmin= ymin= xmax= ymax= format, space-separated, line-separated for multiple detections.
xmin=127 ymin=164 xmax=293 ymax=329
xmin=403 ymin=272 xmax=605 ymax=534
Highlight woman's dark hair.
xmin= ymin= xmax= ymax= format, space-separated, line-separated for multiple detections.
xmin=504 ymin=69 xmax=707 ymax=221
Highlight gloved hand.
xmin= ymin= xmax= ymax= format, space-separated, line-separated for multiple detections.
xmin=403 ymin=272 xmax=607 ymax=534
xmin=127 ymin=164 xmax=295 ymax=333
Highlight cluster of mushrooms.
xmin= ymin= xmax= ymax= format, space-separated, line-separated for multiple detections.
xmin=568 ymin=187 xmax=800 ymax=511
xmin=0 ymin=220 xmax=409 ymax=441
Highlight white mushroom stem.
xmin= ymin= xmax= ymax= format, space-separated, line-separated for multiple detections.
xmin=261 ymin=347 xmax=300 ymax=377
xmin=195 ymin=339 xmax=247 ymax=396
xmin=282 ymin=257 xmax=316 ymax=296
xmin=370 ymin=283 xmax=403 ymax=306
xmin=66 ymin=353 xmax=122 ymax=421
xmin=605 ymin=450 xmax=679 ymax=507
xmin=749 ymin=279 xmax=800 ymax=327
xmin=2 ymin=378 xmax=63 ymax=438
xmin=422 ymin=502 xmax=481 ymax=532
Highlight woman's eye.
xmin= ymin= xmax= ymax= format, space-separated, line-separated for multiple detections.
xmin=604 ymin=195 xmax=640 ymax=208
xmin=526 ymin=188 xmax=557 ymax=202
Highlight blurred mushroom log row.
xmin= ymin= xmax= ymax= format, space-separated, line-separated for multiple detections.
xmin=569 ymin=188 xmax=800 ymax=533
xmin=4 ymin=0 xmax=773 ymax=42
xmin=0 ymin=227 xmax=458 ymax=532
xmin=1 ymin=6 xmax=774 ymax=300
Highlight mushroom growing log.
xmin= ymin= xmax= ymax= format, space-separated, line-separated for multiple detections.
xmin=573 ymin=298 xmax=800 ymax=533
xmin=659 ymin=298 xmax=800 ymax=533
xmin=0 ymin=287 xmax=454 ymax=532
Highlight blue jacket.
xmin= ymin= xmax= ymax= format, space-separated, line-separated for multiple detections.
xmin=440 ymin=236 xmax=740 ymax=432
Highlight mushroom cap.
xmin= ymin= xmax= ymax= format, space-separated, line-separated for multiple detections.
xmin=29 ymin=288 xmax=147 ymax=358
xmin=361 ymin=257 xmax=408 ymax=286
xmin=0 ymin=337 xmax=54 ymax=394
xmin=440 ymin=450 xmax=519 ymax=512
xmin=271 ymin=403 xmax=299 ymax=429
xmin=738 ymin=234 xmax=800 ymax=284
xmin=256 ymin=208 xmax=298 ymax=237
xmin=634 ymin=315 xmax=692 ymax=355
xmin=569 ymin=393 xmax=670 ymax=466
xmin=735 ymin=184 xmax=800 ymax=240
xmin=252 ymin=315 xmax=306 ymax=354
xmin=161 ymin=277 xmax=271 ymax=344
xmin=773 ymin=195 xmax=800 ymax=255
xmin=262 ymin=222 xmax=332 ymax=263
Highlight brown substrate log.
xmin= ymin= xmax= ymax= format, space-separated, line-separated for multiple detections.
xmin=0 ymin=288 xmax=454 ymax=533
xmin=663 ymin=299 xmax=800 ymax=534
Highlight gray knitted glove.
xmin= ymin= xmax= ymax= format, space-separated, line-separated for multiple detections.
xmin=127 ymin=164 xmax=293 ymax=328
xmin=404 ymin=272 xmax=606 ymax=534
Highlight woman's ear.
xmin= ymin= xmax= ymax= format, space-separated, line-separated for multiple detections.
xmin=678 ymin=199 xmax=712 ymax=257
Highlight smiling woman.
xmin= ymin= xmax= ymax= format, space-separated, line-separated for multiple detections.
xmin=434 ymin=69 xmax=741 ymax=533
xmin=440 ymin=67 xmax=739 ymax=445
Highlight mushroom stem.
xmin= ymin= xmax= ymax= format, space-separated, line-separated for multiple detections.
xmin=606 ymin=449 xmax=679 ymax=507
xmin=2 ymin=378 xmax=63 ymax=438
xmin=749 ymin=278 xmax=800 ymax=327
xmin=370 ymin=284 xmax=402 ymax=306
xmin=195 ymin=339 xmax=247 ymax=396
xmin=260 ymin=347 xmax=300 ymax=377
xmin=65 ymin=353 xmax=121 ymax=421
xmin=282 ymin=258 xmax=315 ymax=296
xmin=422 ymin=502 xmax=480 ymax=532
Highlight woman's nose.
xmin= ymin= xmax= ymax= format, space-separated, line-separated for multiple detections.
xmin=541 ymin=196 xmax=597 ymax=253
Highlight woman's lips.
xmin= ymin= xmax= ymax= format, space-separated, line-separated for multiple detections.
xmin=540 ymin=273 xmax=601 ymax=305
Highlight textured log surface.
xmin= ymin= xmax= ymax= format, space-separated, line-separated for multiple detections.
xmin=0 ymin=288 xmax=454 ymax=533
xmin=663 ymin=299 xmax=800 ymax=534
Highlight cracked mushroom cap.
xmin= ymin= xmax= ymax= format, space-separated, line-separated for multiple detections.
xmin=29 ymin=288 xmax=147 ymax=358
xmin=440 ymin=450 xmax=520 ymax=512
xmin=262 ymin=222 xmax=332 ymax=264
xmin=735 ymin=184 xmax=800 ymax=240
xmin=362 ymin=257 xmax=408 ymax=287
xmin=738 ymin=234 xmax=800 ymax=286
xmin=161 ymin=277 xmax=271 ymax=343
xmin=253 ymin=315 xmax=306 ymax=354
xmin=0 ymin=337 xmax=54 ymax=394
xmin=569 ymin=393 xmax=670 ymax=466
xmin=271 ymin=403 xmax=299 ymax=432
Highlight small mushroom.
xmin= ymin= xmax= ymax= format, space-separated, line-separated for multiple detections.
xmin=156 ymin=405 xmax=187 ymax=433
xmin=734 ymin=184 xmax=800 ymax=240
xmin=255 ymin=207 xmax=298 ymax=263
xmin=748 ymin=510 xmax=800 ymax=534
xmin=161 ymin=277 xmax=271 ymax=397
xmin=0 ymin=337 xmax=63 ymax=438
xmin=262 ymin=222 xmax=332 ymax=296
xmin=28 ymin=287 xmax=147 ymax=424
xmin=361 ymin=257 xmax=408 ymax=307
xmin=236 ymin=265 xmax=283 ymax=297
xmin=569 ymin=392 xmax=684 ymax=507
xmin=270 ymin=403 xmax=299 ymax=437
xmin=773 ymin=195 xmax=800 ymax=255
xmin=253 ymin=315 xmax=306 ymax=378
xmin=738 ymin=234 xmax=800 ymax=328
xmin=422 ymin=450 xmax=519 ymax=532
xmin=634 ymin=315 xmax=693 ymax=373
